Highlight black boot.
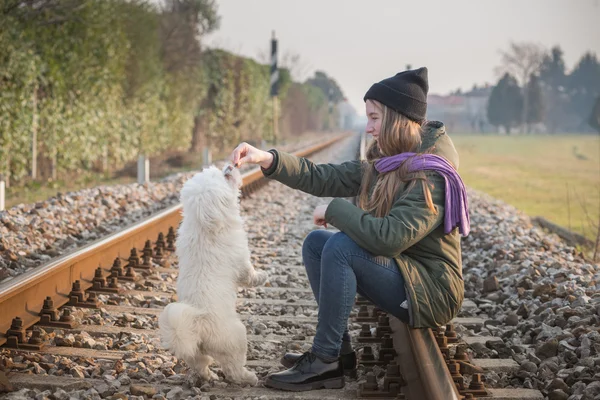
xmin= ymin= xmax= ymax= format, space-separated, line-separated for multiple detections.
xmin=280 ymin=351 xmax=357 ymax=375
xmin=265 ymin=352 xmax=344 ymax=391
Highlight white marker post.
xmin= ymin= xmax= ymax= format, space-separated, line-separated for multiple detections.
xmin=137 ymin=155 xmax=149 ymax=184
xmin=0 ymin=175 xmax=5 ymax=211
xmin=202 ymin=147 xmax=212 ymax=167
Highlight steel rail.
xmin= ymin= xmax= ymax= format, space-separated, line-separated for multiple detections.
xmin=391 ymin=318 xmax=461 ymax=399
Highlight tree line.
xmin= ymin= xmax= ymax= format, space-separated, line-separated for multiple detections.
xmin=487 ymin=42 xmax=600 ymax=133
xmin=0 ymin=0 xmax=344 ymax=187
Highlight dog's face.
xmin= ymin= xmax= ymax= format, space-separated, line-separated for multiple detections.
xmin=222 ymin=164 xmax=242 ymax=189
xmin=180 ymin=166 xmax=242 ymax=227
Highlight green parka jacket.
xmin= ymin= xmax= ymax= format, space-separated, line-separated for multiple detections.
xmin=262 ymin=121 xmax=464 ymax=328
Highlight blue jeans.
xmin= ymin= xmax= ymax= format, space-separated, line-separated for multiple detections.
xmin=302 ymin=230 xmax=410 ymax=360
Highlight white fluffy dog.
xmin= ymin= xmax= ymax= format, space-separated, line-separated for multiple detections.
xmin=158 ymin=165 xmax=267 ymax=386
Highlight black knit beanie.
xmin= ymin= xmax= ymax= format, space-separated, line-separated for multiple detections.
xmin=363 ymin=67 xmax=429 ymax=123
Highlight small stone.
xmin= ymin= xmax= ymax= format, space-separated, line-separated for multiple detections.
xmin=516 ymin=303 xmax=529 ymax=318
xmin=55 ymin=336 xmax=73 ymax=347
xmin=32 ymin=362 xmax=45 ymax=375
xmin=505 ymin=313 xmax=519 ymax=326
xmin=520 ymin=361 xmax=538 ymax=373
xmin=547 ymin=378 xmax=569 ymax=392
xmin=536 ymin=339 xmax=559 ymax=359
xmin=95 ymin=383 xmax=114 ymax=397
xmin=52 ymin=389 xmax=69 ymax=400
xmin=584 ymin=381 xmax=600 ymax=398
xmin=35 ymin=390 xmax=52 ymax=400
xmin=70 ymin=368 xmax=85 ymax=379
xmin=547 ymin=389 xmax=568 ymax=400
xmin=533 ymin=283 xmax=554 ymax=297
xmin=130 ymin=385 xmax=157 ymax=397
xmin=166 ymin=387 xmax=184 ymax=400
xmin=200 ymin=383 xmax=211 ymax=392
xmin=482 ymin=276 xmax=499 ymax=293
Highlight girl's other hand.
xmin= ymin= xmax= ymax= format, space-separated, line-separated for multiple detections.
xmin=313 ymin=204 xmax=329 ymax=228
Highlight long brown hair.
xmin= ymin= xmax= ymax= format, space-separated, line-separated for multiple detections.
xmin=359 ymin=100 xmax=437 ymax=217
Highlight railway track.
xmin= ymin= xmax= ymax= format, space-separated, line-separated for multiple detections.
xmin=0 ymin=133 xmax=545 ymax=400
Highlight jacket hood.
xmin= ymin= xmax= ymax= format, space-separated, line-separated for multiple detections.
xmin=419 ymin=121 xmax=459 ymax=169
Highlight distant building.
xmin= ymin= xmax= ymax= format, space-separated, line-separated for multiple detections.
xmin=427 ymin=84 xmax=492 ymax=133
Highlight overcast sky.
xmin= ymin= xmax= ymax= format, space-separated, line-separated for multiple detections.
xmin=205 ymin=0 xmax=600 ymax=113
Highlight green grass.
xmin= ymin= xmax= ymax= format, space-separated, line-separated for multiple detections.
xmin=451 ymin=134 xmax=600 ymax=243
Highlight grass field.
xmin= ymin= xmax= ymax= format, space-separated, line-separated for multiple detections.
xmin=451 ymin=134 xmax=600 ymax=243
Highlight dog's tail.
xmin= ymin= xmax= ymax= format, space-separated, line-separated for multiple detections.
xmin=158 ymin=302 xmax=207 ymax=361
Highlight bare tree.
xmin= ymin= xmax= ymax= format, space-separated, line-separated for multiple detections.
xmin=495 ymin=42 xmax=546 ymax=132
xmin=281 ymin=51 xmax=313 ymax=82
xmin=255 ymin=48 xmax=313 ymax=82
xmin=158 ymin=0 xmax=220 ymax=74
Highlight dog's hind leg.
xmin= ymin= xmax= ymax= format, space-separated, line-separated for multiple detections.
xmin=218 ymin=354 xmax=258 ymax=386
xmin=194 ymin=354 xmax=218 ymax=381
xmin=213 ymin=320 xmax=258 ymax=386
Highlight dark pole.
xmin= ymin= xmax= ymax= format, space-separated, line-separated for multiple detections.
xmin=270 ymin=31 xmax=279 ymax=144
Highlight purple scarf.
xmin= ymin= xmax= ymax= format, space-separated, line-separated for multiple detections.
xmin=374 ymin=153 xmax=470 ymax=236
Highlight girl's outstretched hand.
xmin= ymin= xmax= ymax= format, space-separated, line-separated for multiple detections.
xmin=230 ymin=142 xmax=274 ymax=169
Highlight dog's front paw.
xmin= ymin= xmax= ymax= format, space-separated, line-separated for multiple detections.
xmin=252 ymin=270 xmax=268 ymax=287
xmin=201 ymin=369 xmax=219 ymax=381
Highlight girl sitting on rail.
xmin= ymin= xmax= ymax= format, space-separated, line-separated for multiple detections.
xmin=229 ymin=67 xmax=469 ymax=392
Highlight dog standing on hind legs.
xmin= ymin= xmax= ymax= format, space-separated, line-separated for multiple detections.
xmin=158 ymin=165 xmax=267 ymax=386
